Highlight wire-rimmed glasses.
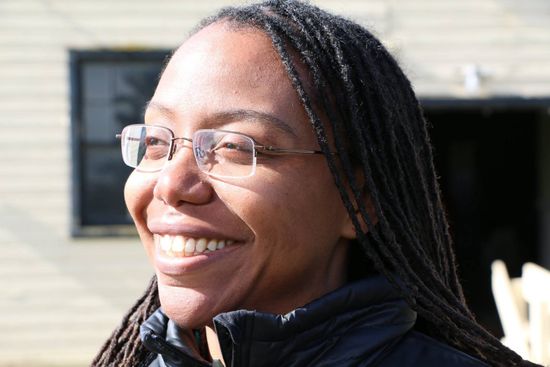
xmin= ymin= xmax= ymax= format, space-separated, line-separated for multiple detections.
xmin=117 ymin=124 xmax=327 ymax=178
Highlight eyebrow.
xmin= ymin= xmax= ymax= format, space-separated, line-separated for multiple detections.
xmin=144 ymin=101 xmax=297 ymax=138
xmin=144 ymin=100 xmax=174 ymax=119
xmin=210 ymin=110 xmax=298 ymax=138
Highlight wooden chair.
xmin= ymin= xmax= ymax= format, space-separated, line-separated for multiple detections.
xmin=491 ymin=259 xmax=550 ymax=365
xmin=521 ymin=262 xmax=550 ymax=364
xmin=491 ymin=259 xmax=530 ymax=359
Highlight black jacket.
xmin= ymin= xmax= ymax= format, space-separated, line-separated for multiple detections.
xmin=140 ymin=276 xmax=488 ymax=366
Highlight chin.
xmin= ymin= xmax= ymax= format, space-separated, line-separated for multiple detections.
xmin=158 ymin=280 xmax=218 ymax=329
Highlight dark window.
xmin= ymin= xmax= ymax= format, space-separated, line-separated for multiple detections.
xmin=70 ymin=50 xmax=170 ymax=236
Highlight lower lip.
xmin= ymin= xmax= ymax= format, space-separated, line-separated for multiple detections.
xmin=154 ymin=242 xmax=243 ymax=275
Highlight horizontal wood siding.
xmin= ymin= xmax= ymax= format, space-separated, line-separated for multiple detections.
xmin=0 ymin=0 xmax=549 ymax=365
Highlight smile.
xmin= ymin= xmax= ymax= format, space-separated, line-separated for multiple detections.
xmin=154 ymin=234 xmax=235 ymax=257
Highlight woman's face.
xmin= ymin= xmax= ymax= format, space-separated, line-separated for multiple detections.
xmin=125 ymin=22 xmax=355 ymax=329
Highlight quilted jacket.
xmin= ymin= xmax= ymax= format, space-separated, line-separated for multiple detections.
xmin=140 ymin=276 xmax=488 ymax=367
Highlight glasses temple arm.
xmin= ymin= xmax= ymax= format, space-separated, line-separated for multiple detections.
xmin=255 ymin=146 xmax=336 ymax=156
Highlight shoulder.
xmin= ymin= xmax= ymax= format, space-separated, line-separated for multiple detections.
xmin=375 ymin=330 xmax=489 ymax=367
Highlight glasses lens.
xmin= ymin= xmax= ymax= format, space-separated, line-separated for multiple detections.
xmin=193 ymin=130 xmax=256 ymax=178
xmin=121 ymin=125 xmax=172 ymax=172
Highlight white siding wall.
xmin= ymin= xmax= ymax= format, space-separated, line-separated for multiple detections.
xmin=0 ymin=0 xmax=549 ymax=365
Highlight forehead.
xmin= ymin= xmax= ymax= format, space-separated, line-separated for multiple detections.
xmin=155 ymin=22 xmax=292 ymax=110
xmin=147 ymin=22 xmax=315 ymax=141
xmin=174 ymin=22 xmax=283 ymax=74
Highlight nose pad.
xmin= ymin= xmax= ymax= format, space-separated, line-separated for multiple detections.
xmin=153 ymin=144 xmax=213 ymax=207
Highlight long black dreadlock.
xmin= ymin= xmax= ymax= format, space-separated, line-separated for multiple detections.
xmin=92 ymin=1 xmax=541 ymax=366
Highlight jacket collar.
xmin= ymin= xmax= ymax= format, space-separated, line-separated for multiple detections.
xmin=140 ymin=308 xmax=210 ymax=367
xmin=141 ymin=275 xmax=416 ymax=367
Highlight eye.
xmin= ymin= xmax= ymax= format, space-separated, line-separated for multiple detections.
xmin=214 ymin=141 xmax=247 ymax=152
xmin=145 ymin=135 xmax=169 ymax=147
xmin=142 ymin=134 xmax=170 ymax=161
xmin=202 ymin=133 xmax=254 ymax=166
xmin=222 ymin=142 xmax=238 ymax=150
xmin=210 ymin=134 xmax=251 ymax=152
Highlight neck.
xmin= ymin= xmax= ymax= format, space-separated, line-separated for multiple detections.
xmin=206 ymin=326 xmax=226 ymax=366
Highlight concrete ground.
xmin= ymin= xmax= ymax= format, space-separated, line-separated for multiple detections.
xmin=0 ymin=205 xmax=152 ymax=367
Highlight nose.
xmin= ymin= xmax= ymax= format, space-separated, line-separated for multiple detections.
xmin=153 ymin=143 xmax=213 ymax=207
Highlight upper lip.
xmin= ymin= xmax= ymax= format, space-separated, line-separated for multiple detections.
xmin=148 ymin=220 xmax=242 ymax=241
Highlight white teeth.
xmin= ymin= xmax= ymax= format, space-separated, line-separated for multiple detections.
xmin=172 ymin=236 xmax=185 ymax=253
xmin=207 ymin=239 xmax=217 ymax=251
xmin=161 ymin=235 xmax=172 ymax=252
xmin=196 ymin=238 xmax=207 ymax=253
xmin=185 ymin=238 xmax=196 ymax=255
xmin=156 ymin=234 xmax=235 ymax=257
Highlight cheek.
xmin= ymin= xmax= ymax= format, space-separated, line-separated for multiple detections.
xmin=225 ymin=163 xmax=344 ymax=244
xmin=124 ymin=171 xmax=156 ymax=226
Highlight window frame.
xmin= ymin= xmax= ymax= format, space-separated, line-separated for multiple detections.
xmin=69 ymin=49 xmax=170 ymax=237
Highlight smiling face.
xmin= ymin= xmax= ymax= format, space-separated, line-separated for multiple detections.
xmin=124 ymin=22 xmax=355 ymax=329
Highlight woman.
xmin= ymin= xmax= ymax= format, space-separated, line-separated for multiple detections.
xmin=93 ymin=1 xmax=540 ymax=366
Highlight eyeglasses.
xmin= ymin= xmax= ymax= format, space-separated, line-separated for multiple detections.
xmin=116 ymin=124 xmax=328 ymax=178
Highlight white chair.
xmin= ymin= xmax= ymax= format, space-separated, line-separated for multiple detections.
xmin=491 ymin=260 xmax=530 ymax=359
xmin=521 ymin=262 xmax=550 ymax=364
xmin=491 ymin=259 xmax=550 ymax=365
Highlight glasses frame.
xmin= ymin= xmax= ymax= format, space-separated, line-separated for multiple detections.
xmin=116 ymin=124 xmax=330 ymax=178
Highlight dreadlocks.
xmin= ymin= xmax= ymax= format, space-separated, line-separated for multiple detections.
xmin=93 ymin=1 xmax=541 ymax=366
xmin=91 ymin=276 xmax=159 ymax=366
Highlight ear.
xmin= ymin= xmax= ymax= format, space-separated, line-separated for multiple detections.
xmin=340 ymin=194 xmax=378 ymax=240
